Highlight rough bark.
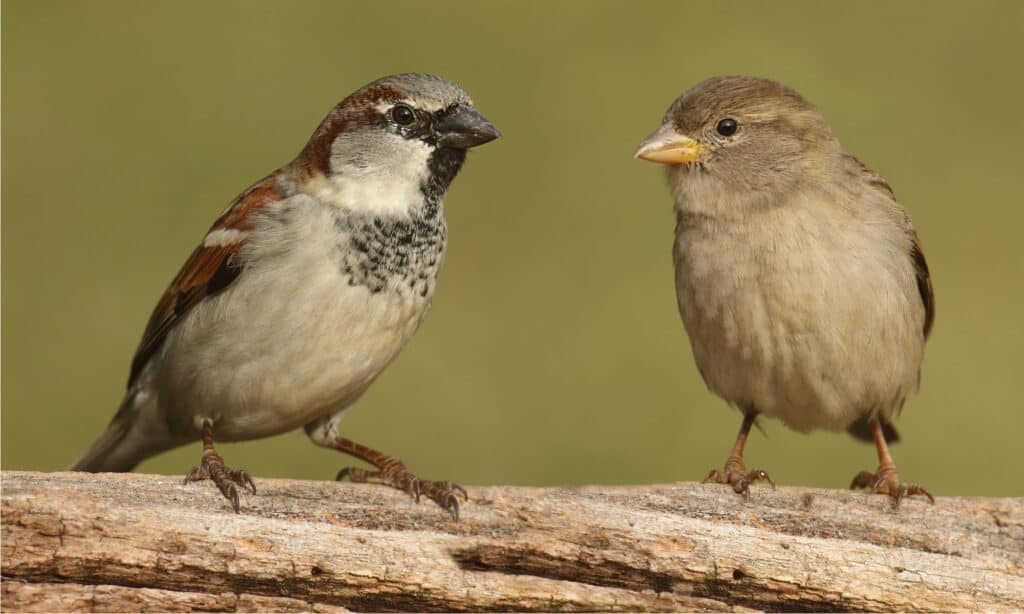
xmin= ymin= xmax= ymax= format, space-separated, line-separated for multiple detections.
xmin=2 ymin=471 xmax=1022 ymax=612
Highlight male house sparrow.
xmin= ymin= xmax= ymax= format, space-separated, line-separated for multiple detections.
xmin=72 ymin=73 xmax=500 ymax=518
xmin=634 ymin=76 xmax=934 ymax=506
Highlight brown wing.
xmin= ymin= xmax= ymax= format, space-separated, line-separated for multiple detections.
xmin=127 ymin=175 xmax=286 ymax=388
xmin=909 ymin=232 xmax=935 ymax=339
xmin=845 ymin=153 xmax=935 ymax=339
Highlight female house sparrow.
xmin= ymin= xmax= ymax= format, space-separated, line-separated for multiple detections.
xmin=72 ymin=73 xmax=500 ymax=518
xmin=635 ymin=76 xmax=934 ymax=507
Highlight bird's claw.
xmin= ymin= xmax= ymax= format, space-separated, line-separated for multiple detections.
xmin=184 ymin=456 xmax=255 ymax=513
xmin=703 ymin=462 xmax=774 ymax=499
xmin=850 ymin=466 xmax=934 ymax=508
xmin=336 ymin=463 xmax=468 ymax=520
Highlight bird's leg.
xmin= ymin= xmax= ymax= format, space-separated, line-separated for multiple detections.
xmin=307 ymin=421 xmax=466 ymax=520
xmin=849 ymin=416 xmax=933 ymax=508
xmin=703 ymin=412 xmax=775 ymax=498
xmin=183 ymin=419 xmax=255 ymax=513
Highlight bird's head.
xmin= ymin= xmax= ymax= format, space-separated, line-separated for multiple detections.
xmin=635 ymin=76 xmax=838 ymax=196
xmin=296 ymin=73 xmax=500 ymax=213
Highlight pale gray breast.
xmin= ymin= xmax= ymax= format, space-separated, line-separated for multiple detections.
xmin=672 ymin=195 xmax=924 ymax=430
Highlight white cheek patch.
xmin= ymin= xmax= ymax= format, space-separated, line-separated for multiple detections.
xmin=322 ymin=131 xmax=434 ymax=216
xmin=203 ymin=228 xmax=248 ymax=247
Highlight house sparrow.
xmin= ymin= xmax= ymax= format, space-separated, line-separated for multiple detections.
xmin=71 ymin=73 xmax=500 ymax=518
xmin=634 ymin=76 xmax=934 ymax=507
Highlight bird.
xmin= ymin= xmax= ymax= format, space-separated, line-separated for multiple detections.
xmin=71 ymin=73 xmax=500 ymax=519
xmin=634 ymin=75 xmax=934 ymax=507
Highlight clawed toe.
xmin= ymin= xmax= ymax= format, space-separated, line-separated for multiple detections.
xmin=850 ymin=467 xmax=934 ymax=508
xmin=231 ymin=469 xmax=257 ymax=495
xmin=336 ymin=463 xmax=467 ymax=519
xmin=703 ymin=465 xmax=775 ymax=499
xmin=184 ymin=459 xmax=255 ymax=513
xmin=420 ymin=480 xmax=469 ymax=521
xmin=337 ymin=465 xmax=419 ymax=499
xmin=184 ymin=464 xmax=207 ymax=484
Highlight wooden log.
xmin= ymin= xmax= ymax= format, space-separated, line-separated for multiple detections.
xmin=2 ymin=471 xmax=1022 ymax=612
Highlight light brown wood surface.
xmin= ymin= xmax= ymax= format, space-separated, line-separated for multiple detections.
xmin=2 ymin=471 xmax=1022 ymax=612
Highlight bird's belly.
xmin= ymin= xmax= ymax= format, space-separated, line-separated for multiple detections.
xmin=156 ymin=264 xmax=432 ymax=440
xmin=674 ymin=220 xmax=923 ymax=432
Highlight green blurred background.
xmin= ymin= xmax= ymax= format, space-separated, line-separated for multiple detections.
xmin=3 ymin=1 xmax=1022 ymax=497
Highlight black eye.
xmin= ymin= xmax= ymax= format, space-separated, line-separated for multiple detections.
xmin=716 ymin=118 xmax=738 ymax=137
xmin=391 ymin=104 xmax=415 ymax=125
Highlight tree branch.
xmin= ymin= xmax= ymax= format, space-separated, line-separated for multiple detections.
xmin=2 ymin=471 xmax=1022 ymax=612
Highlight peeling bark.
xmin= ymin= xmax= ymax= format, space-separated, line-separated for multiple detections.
xmin=2 ymin=471 xmax=1021 ymax=612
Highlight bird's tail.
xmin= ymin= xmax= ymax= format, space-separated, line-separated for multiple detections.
xmin=70 ymin=399 xmax=149 ymax=472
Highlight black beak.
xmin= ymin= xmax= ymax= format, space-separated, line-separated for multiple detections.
xmin=435 ymin=103 xmax=501 ymax=149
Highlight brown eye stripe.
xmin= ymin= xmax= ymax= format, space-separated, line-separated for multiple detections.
xmin=296 ymin=84 xmax=406 ymax=177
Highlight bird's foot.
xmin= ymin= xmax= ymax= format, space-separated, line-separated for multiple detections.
xmin=850 ymin=463 xmax=933 ymax=508
xmin=703 ymin=456 xmax=775 ymax=499
xmin=184 ymin=450 xmax=256 ymax=513
xmin=337 ymin=462 xmax=468 ymax=520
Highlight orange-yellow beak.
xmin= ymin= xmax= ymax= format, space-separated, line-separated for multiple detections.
xmin=634 ymin=123 xmax=703 ymax=165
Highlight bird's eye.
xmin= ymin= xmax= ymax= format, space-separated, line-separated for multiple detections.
xmin=716 ymin=118 xmax=738 ymax=137
xmin=391 ymin=104 xmax=415 ymax=125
